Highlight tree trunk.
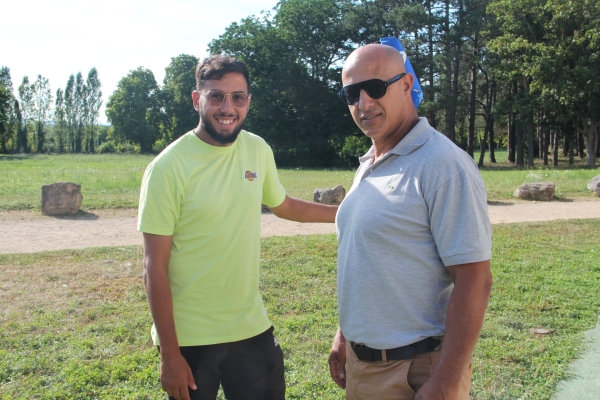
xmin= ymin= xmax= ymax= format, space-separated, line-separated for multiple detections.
xmin=426 ymin=0 xmax=437 ymax=128
xmin=542 ymin=109 xmax=549 ymax=165
xmin=552 ymin=129 xmax=559 ymax=166
xmin=527 ymin=111 xmax=535 ymax=167
xmin=468 ymin=38 xmax=478 ymax=158
xmin=516 ymin=125 xmax=524 ymax=167
xmin=567 ymin=125 xmax=575 ymax=165
xmin=538 ymin=108 xmax=544 ymax=163
xmin=585 ymin=120 xmax=597 ymax=166
xmin=577 ymin=128 xmax=585 ymax=159
xmin=488 ymin=80 xmax=497 ymax=163
xmin=508 ymin=81 xmax=516 ymax=163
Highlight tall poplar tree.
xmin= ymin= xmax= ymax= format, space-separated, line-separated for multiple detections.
xmin=0 ymin=67 xmax=14 ymax=153
xmin=64 ymin=75 xmax=76 ymax=152
xmin=54 ymin=88 xmax=67 ymax=153
xmin=85 ymin=68 xmax=102 ymax=153
xmin=31 ymin=75 xmax=52 ymax=153
xmin=18 ymin=76 xmax=34 ymax=152
xmin=73 ymin=72 xmax=85 ymax=152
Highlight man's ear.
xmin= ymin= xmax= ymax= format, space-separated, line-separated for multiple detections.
xmin=402 ymin=73 xmax=414 ymax=96
xmin=192 ymin=90 xmax=200 ymax=111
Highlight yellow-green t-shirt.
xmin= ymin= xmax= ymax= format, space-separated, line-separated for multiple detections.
xmin=138 ymin=130 xmax=286 ymax=346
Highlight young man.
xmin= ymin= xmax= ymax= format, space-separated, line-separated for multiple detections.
xmin=138 ymin=55 xmax=336 ymax=400
xmin=328 ymin=44 xmax=493 ymax=400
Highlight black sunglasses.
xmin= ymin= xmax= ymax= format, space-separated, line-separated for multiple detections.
xmin=338 ymin=73 xmax=407 ymax=105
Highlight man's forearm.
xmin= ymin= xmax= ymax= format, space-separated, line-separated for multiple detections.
xmin=270 ymin=195 xmax=338 ymax=223
xmin=427 ymin=261 xmax=492 ymax=392
xmin=145 ymin=266 xmax=180 ymax=354
xmin=143 ymin=233 xmax=180 ymax=354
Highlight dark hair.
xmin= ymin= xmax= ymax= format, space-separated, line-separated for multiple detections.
xmin=195 ymin=55 xmax=251 ymax=92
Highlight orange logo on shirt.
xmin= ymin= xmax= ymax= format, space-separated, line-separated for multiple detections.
xmin=245 ymin=171 xmax=258 ymax=181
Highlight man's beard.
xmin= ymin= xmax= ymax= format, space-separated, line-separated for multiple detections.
xmin=200 ymin=111 xmax=246 ymax=145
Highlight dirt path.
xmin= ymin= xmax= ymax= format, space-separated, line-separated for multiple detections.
xmin=1 ymin=198 xmax=599 ymax=254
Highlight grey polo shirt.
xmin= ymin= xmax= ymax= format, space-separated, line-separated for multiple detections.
xmin=335 ymin=118 xmax=491 ymax=349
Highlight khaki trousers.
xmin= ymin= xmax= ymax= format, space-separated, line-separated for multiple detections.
xmin=345 ymin=341 xmax=472 ymax=400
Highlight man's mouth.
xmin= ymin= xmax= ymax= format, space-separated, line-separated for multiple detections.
xmin=361 ymin=113 xmax=380 ymax=121
xmin=215 ymin=116 xmax=237 ymax=126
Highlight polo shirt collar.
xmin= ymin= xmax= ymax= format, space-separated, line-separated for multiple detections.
xmin=389 ymin=117 xmax=433 ymax=156
xmin=358 ymin=117 xmax=433 ymax=164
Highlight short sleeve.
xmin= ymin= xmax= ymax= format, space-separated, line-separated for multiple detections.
xmin=137 ymin=163 xmax=181 ymax=236
xmin=261 ymin=145 xmax=286 ymax=208
xmin=427 ymin=169 xmax=492 ymax=266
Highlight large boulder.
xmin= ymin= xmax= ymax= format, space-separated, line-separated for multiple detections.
xmin=588 ymin=175 xmax=600 ymax=197
xmin=313 ymin=185 xmax=346 ymax=205
xmin=41 ymin=182 xmax=83 ymax=215
xmin=513 ymin=182 xmax=555 ymax=201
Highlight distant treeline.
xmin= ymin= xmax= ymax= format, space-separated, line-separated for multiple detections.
xmin=1 ymin=0 xmax=598 ymax=167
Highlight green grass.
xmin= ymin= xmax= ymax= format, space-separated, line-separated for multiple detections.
xmin=0 ymin=153 xmax=598 ymax=211
xmin=0 ymin=154 xmax=154 ymax=210
xmin=1 ymin=220 xmax=599 ymax=399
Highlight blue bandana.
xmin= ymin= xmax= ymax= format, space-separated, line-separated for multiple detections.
xmin=380 ymin=37 xmax=423 ymax=109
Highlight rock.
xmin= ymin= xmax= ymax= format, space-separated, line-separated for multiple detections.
xmin=588 ymin=175 xmax=600 ymax=196
xmin=513 ymin=182 xmax=555 ymax=201
xmin=41 ymin=182 xmax=83 ymax=215
xmin=313 ymin=185 xmax=346 ymax=205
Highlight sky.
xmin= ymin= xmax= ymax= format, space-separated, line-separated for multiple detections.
xmin=1 ymin=0 xmax=280 ymax=124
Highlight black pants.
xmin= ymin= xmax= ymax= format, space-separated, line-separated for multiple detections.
xmin=163 ymin=326 xmax=285 ymax=400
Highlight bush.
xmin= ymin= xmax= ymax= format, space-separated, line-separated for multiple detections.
xmin=97 ymin=141 xmax=117 ymax=154
xmin=152 ymin=139 xmax=168 ymax=154
xmin=118 ymin=143 xmax=137 ymax=154
xmin=339 ymin=135 xmax=370 ymax=166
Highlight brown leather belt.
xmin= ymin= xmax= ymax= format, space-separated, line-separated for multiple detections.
xmin=349 ymin=337 xmax=441 ymax=362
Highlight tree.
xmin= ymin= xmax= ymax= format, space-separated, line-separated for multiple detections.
xmin=160 ymin=54 xmax=199 ymax=143
xmin=0 ymin=67 xmax=14 ymax=153
xmin=64 ymin=75 xmax=76 ymax=152
xmin=85 ymin=68 xmax=103 ymax=153
xmin=73 ymin=72 xmax=85 ymax=152
xmin=54 ymin=88 xmax=67 ymax=153
xmin=106 ymin=67 xmax=160 ymax=152
xmin=31 ymin=75 xmax=53 ymax=153
xmin=18 ymin=76 xmax=34 ymax=151
xmin=14 ymin=99 xmax=27 ymax=153
xmin=210 ymin=0 xmax=359 ymax=167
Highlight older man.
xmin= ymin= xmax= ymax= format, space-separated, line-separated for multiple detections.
xmin=328 ymin=44 xmax=492 ymax=400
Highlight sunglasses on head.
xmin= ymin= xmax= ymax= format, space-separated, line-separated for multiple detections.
xmin=338 ymin=73 xmax=407 ymax=105
xmin=201 ymin=90 xmax=250 ymax=108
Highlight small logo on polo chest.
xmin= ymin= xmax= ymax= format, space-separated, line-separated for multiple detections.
xmin=245 ymin=171 xmax=258 ymax=181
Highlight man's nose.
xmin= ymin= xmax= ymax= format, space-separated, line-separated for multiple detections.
xmin=357 ymin=89 xmax=375 ymax=109
xmin=220 ymin=94 xmax=236 ymax=112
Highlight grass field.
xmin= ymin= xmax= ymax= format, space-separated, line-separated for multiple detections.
xmin=0 ymin=152 xmax=598 ymax=211
xmin=1 ymin=220 xmax=599 ymax=399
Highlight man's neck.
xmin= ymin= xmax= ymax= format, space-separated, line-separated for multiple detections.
xmin=372 ymin=116 xmax=420 ymax=162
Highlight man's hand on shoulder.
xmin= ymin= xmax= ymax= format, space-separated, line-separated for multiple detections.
xmin=160 ymin=350 xmax=197 ymax=400
xmin=328 ymin=327 xmax=347 ymax=389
